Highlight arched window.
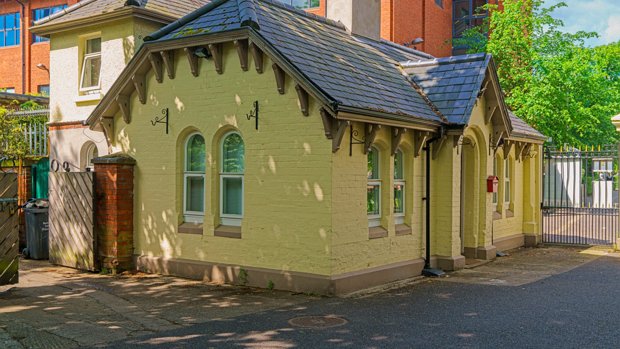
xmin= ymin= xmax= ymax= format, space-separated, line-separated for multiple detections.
xmin=220 ymin=132 xmax=245 ymax=226
xmin=84 ymin=142 xmax=98 ymax=172
xmin=184 ymin=133 xmax=206 ymax=223
xmin=367 ymin=146 xmax=381 ymax=227
xmin=504 ymin=157 xmax=511 ymax=205
xmin=394 ymin=149 xmax=405 ymax=225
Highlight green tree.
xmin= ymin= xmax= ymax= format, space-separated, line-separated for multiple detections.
xmin=454 ymin=0 xmax=620 ymax=146
xmin=0 ymin=107 xmax=28 ymax=160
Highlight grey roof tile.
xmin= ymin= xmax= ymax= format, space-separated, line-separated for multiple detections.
xmin=405 ymin=53 xmax=490 ymax=124
xmin=509 ymin=111 xmax=546 ymax=140
xmin=35 ymin=0 xmax=210 ymax=26
xmin=151 ymin=0 xmax=443 ymax=123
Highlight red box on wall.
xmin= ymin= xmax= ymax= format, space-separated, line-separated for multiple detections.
xmin=487 ymin=176 xmax=499 ymax=193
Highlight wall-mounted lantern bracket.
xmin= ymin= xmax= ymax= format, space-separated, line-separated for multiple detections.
xmin=246 ymin=101 xmax=259 ymax=130
xmin=151 ymin=108 xmax=169 ymax=134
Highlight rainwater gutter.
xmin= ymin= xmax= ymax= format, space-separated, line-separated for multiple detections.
xmin=422 ymin=127 xmax=446 ymax=277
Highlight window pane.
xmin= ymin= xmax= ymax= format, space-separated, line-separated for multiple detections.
xmin=368 ymin=148 xmax=378 ymax=179
xmin=81 ymin=55 xmax=101 ymax=88
xmin=394 ymin=183 xmax=404 ymax=214
xmin=504 ymin=181 xmax=510 ymax=202
xmin=222 ymin=177 xmax=243 ymax=215
xmin=6 ymin=14 xmax=14 ymax=28
xmin=505 ymin=159 xmax=510 ymax=178
xmin=38 ymin=85 xmax=50 ymax=96
xmin=6 ymin=28 xmax=14 ymax=46
xmin=186 ymin=134 xmax=206 ymax=172
xmin=394 ymin=150 xmax=404 ymax=179
xmin=186 ymin=176 xmax=205 ymax=212
xmin=222 ymin=133 xmax=245 ymax=173
xmin=454 ymin=1 xmax=470 ymax=18
xmin=367 ymin=184 xmax=380 ymax=215
xmin=87 ymin=38 xmax=101 ymax=53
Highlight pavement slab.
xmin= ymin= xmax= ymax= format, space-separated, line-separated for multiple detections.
xmin=0 ymin=260 xmax=315 ymax=348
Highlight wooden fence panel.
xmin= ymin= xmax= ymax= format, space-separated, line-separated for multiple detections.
xmin=49 ymin=172 xmax=96 ymax=271
xmin=0 ymin=173 xmax=18 ymax=286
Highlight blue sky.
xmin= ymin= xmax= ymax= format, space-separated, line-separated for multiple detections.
xmin=544 ymin=0 xmax=620 ymax=46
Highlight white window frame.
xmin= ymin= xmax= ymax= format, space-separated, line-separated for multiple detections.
xmin=394 ymin=149 xmax=406 ymax=225
xmin=220 ymin=131 xmax=244 ymax=227
xmin=183 ymin=132 xmax=206 ymax=223
xmin=79 ymin=37 xmax=102 ymax=93
xmin=368 ymin=147 xmax=381 ymax=228
xmin=504 ymin=157 xmax=511 ymax=205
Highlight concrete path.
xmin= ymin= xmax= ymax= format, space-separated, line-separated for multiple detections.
xmin=1 ymin=246 xmax=618 ymax=348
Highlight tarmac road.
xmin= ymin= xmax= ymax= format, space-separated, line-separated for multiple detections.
xmin=101 ymin=249 xmax=620 ymax=349
xmin=2 ymin=246 xmax=619 ymax=349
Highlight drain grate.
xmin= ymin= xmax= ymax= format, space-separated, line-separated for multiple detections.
xmin=288 ymin=316 xmax=348 ymax=329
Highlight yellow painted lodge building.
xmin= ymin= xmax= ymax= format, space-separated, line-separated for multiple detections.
xmin=38 ymin=0 xmax=546 ymax=295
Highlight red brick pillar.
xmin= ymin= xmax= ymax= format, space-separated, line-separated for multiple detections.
xmin=93 ymin=155 xmax=136 ymax=273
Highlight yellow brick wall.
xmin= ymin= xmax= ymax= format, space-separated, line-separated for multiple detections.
xmin=111 ymin=43 xmax=333 ymax=275
xmin=330 ymin=123 xmax=425 ymax=274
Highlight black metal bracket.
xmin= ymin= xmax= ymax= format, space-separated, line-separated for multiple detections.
xmin=151 ymin=108 xmax=169 ymax=134
xmin=349 ymin=124 xmax=365 ymax=156
xmin=246 ymin=101 xmax=259 ymax=130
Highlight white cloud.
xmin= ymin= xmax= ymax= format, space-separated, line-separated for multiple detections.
xmin=603 ymin=15 xmax=620 ymax=43
xmin=544 ymin=0 xmax=620 ymax=46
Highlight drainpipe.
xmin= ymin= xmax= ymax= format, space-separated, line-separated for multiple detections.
xmin=14 ymin=0 xmax=26 ymax=94
xmin=422 ymin=127 xmax=446 ymax=277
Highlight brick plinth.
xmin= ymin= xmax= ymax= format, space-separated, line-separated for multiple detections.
xmin=93 ymin=155 xmax=136 ymax=272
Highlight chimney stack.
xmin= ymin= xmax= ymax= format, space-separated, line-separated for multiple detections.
xmin=326 ymin=0 xmax=381 ymax=40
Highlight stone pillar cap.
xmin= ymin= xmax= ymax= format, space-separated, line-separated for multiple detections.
xmin=92 ymin=153 xmax=136 ymax=165
xmin=611 ymin=113 xmax=620 ymax=132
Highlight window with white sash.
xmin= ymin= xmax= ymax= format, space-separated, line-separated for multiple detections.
xmin=220 ymin=132 xmax=245 ymax=226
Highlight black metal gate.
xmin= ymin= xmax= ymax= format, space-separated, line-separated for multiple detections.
xmin=0 ymin=173 xmax=19 ymax=285
xmin=542 ymin=145 xmax=619 ymax=245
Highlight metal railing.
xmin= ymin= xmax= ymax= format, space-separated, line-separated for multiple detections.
xmin=6 ymin=108 xmax=49 ymax=158
xmin=542 ymin=144 xmax=619 ymax=245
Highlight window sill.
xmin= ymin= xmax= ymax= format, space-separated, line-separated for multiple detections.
xmin=505 ymin=209 xmax=514 ymax=218
xmin=214 ymin=225 xmax=242 ymax=239
xmin=493 ymin=211 xmax=502 ymax=221
xmin=75 ymin=93 xmax=102 ymax=104
xmin=369 ymin=226 xmax=388 ymax=239
xmin=178 ymin=222 xmax=203 ymax=235
xmin=395 ymin=224 xmax=412 ymax=236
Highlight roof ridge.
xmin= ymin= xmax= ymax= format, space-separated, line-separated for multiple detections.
xmin=33 ymin=0 xmax=99 ymax=26
xmin=375 ymin=39 xmax=435 ymax=60
xmin=258 ymin=0 xmax=346 ymax=31
xmin=145 ymin=0 xmax=229 ymax=41
xmin=146 ymin=0 xmax=347 ymax=42
xmin=238 ymin=0 xmax=260 ymax=29
xmin=401 ymin=52 xmax=488 ymax=68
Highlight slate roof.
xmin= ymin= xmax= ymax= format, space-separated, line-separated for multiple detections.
xmin=34 ymin=0 xmax=210 ymax=26
xmin=403 ymin=53 xmax=490 ymax=125
xmin=509 ymin=111 xmax=546 ymax=141
xmin=149 ymin=0 xmax=444 ymax=123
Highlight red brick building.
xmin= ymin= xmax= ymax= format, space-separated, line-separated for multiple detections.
xmin=283 ymin=0 xmax=501 ymax=57
xmin=0 ymin=0 xmax=78 ymax=95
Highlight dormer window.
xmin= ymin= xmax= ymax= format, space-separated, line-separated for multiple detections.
xmin=80 ymin=37 xmax=102 ymax=92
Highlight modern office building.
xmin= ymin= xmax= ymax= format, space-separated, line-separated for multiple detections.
xmin=0 ymin=0 xmax=79 ymax=95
